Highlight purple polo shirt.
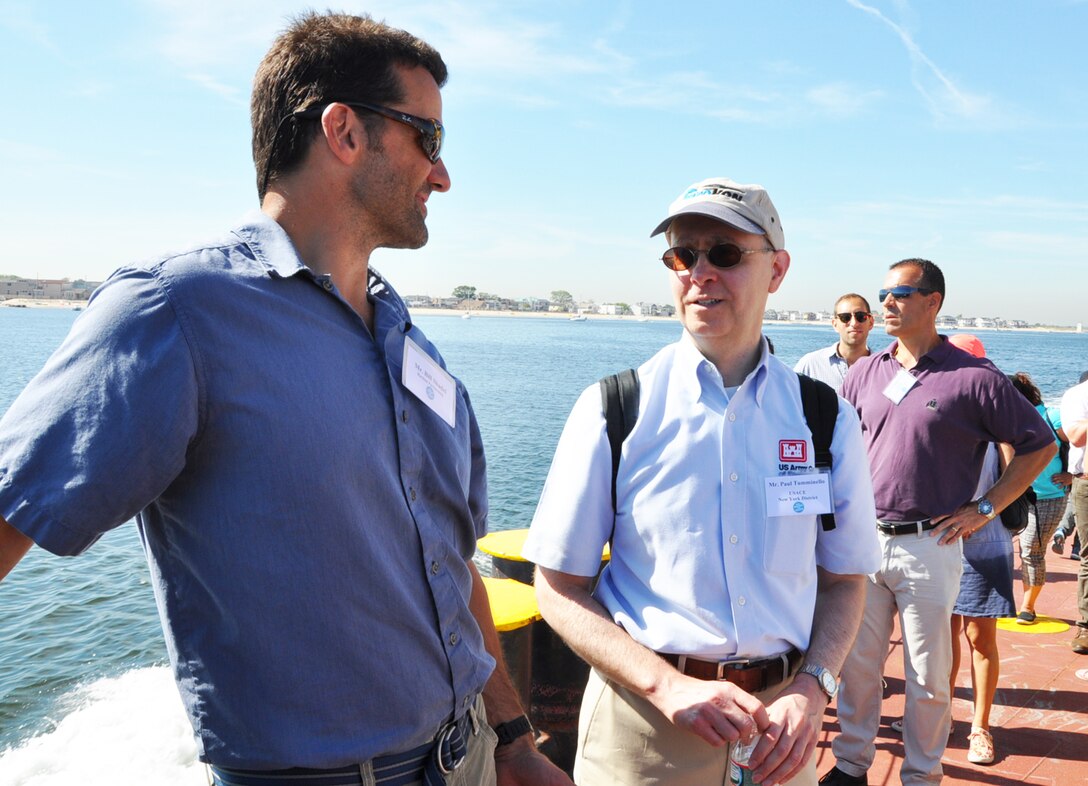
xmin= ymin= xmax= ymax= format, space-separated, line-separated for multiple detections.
xmin=841 ymin=337 xmax=1052 ymax=522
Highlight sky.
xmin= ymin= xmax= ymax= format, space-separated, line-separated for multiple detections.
xmin=1 ymin=0 xmax=1085 ymax=326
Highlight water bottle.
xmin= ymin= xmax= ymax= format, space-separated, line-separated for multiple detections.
xmin=728 ymin=736 xmax=761 ymax=785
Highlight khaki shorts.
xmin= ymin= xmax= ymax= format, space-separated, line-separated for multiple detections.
xmin=574 ymin=667 xmax=817 ymax=786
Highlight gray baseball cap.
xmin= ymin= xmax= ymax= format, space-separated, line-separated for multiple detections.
xmin=650 ymin=177 xmax=784 ymax=250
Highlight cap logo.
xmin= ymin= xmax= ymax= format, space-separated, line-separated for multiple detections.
xmin=684 ymin=185 xmax=745 ymax=203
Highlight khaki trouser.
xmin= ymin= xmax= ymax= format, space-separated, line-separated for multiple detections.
xmin=833 ymin=528 xmax=963 ymax=785
xmin=574 ymin=666 xmax=817 ymax=786
xmin=1073 ymin=477 xmax=1088 ymax=626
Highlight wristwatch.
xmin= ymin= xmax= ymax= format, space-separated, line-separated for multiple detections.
xmin=493 ymin=714 xmax=534 ymax=747
xmin=976 ymin=497 xmax=996 ymax=520
xmin=798 ymin=663 xmax=839 ymax=700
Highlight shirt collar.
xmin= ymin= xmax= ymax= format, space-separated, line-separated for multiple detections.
xmin=676 ymin=332 xmax=771 ymax=406
xmin=879 ymin=335 xmax=954 ymax=369
xmin=232 ymin=210 xmax=412 ymax=330
xmin=233 ymin=210 xmax=308 ymax=279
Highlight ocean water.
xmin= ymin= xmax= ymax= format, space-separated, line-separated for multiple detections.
xmin=0 ymin=306 xmax=1085 ymax=783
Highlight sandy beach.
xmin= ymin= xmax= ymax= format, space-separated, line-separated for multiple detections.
xmin=2 ymin=299 xmax=1080 ymax=333
xmin=2 ymin=298 xmax=88 ymax=309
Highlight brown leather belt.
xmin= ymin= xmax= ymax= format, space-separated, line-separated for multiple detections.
xmin=660 ymin=648 xmax=802 ymax=693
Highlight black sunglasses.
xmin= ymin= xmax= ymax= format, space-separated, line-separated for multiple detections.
xmin=661 ymin=243 xmax=774 ymax=271
xmin=836 ymin=311 xmax=871 ymax=324
xmin=879 ymin=285 xmax=934 ymax=301
xmin=293 ymin=101 xmax=444 ymax=163
xmin=261 ymin=100 xmax=444 ymax=196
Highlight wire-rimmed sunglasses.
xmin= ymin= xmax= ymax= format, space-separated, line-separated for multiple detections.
xmin=835 ymin=311 xmax=871 ymax=324
xmin=661 ymin=243 xmax=775 ymax=272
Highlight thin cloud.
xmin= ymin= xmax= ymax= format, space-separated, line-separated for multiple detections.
xmin=185 ymin=73 xmax=247 ymax=107
xmin=0 ymin=0 xmax=59 ymax=54
xmin=806 ymin=83 xmax=884 ymax=117
xmin=845 ymin=0 xmax=992 ymax=122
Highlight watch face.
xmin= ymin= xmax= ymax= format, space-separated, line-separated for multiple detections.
xmin=978 ymin=499 xmax=994 ymax=516
xmin=820 ymin=672 xmax=838 ymax=696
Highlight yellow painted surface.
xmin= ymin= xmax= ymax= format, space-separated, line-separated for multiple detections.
xmin=477 ymin=527 xmax=610 ymax=561
xmin=482 ymin=576 xmax=541 ymax=631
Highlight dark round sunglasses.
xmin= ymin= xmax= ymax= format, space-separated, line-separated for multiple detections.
xmin=661 ymin=243 xmax=774 ymax=272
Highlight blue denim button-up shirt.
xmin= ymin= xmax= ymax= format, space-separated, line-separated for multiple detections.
xmin=0 ymin=212 xmax=493 ymax=768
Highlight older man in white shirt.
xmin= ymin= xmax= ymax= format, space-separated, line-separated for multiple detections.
xmin=524 ymin=177 xmax=880 ymax=786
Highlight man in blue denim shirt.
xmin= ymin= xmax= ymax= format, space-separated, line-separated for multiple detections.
xmin=0 ymin=12 xmax=568 ymax=786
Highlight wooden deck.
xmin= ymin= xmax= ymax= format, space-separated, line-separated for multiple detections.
xmin=814 ymin=544 xmax=1088 ymax=785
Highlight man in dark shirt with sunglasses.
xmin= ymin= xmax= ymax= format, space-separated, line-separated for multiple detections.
xmin=0 ymin=12 xmax=569 ymax=786
xmin=794 ymin=294 xmax=874 ymax=391
xmin=526 ymin=177 xmax=881 ymax=786
xmin=820 ymin=259 xmax=1054 ymax=786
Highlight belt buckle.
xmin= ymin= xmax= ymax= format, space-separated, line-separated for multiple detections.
xmin=716 ymin=656 xmax=751 ymax=680
xmin=432 ymin=720 xmax=466 ymax=776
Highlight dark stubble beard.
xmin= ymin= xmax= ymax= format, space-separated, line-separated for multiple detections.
xmin=350 ymin=153 xmax=429 ymax=251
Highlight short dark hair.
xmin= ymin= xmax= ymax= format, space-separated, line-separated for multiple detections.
xmin=835 ymin=292 xmax=871 ymax=313
xmin=1009 ymin=372 xmax=1043 ymax=407
xmin=890 ymin=258 xmax=945 ymax=312
xmin=251 ymin=12 xmax=448 ymax=199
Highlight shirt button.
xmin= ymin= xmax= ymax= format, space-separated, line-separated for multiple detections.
xmin=728 ymin=412 xmax=736 ymax=422
xmin=321 ymin=278 xmax=334 ymax=291
xmin=431 ymin=561 xmax=440 ymax=574
xmin=410 ymin=488 xmax=417 ymax=501
xmin=449 ymin=632 xmax=459 ymax=645
xmin=402 ymin=410 xmax=409 ymax=423
xmin=729 ymin=534 xmax=739 ymax=544
xmin=729 ymin=472 xmax=739 ymax=482
xmin=738 ymin=597 xmax=747 ymax=606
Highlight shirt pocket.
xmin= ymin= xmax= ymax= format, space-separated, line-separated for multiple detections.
xmin=763 ymin=514 xmax=818 ymax=575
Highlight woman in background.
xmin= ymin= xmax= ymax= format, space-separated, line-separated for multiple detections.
xmin=948 ymin=334 xmax=1016 ymax=766
xmin=1010 ymin=371 xmax=1072 ymax=623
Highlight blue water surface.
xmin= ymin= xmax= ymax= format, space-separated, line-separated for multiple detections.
xmin=0 ymin=306 xmax=1085 ymax=750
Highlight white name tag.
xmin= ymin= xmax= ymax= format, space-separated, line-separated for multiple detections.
xmin=402 ymin=336 xmax=456 ymax=428
xmin=765 ymin=474 xmax=833 ymax=517
xmin=882 ymin=368 xmax=918 ymax=405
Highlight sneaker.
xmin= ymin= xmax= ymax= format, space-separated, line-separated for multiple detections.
xmin=1016 ymin=609 xmax=1036 ymax=624
xmin=967 ymin=727 xmax=995 ymax=764
xmin=1052 ymin=532 xmax=1065 ymax=554
xmin=1074 ymin=627 xmax=1088 ymax=654
xmin=818 ymin=765 xmax=868 ymax=785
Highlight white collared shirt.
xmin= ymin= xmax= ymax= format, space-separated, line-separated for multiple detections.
xmin=793 ymin=341 xmax=850 ymax=391
xmin=1061 ymin=380 xmax=1088 ymax=475
xmin=524 ymin=336 xmax=880 ymax=660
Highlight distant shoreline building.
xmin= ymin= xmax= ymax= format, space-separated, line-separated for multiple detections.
xmin=1 ymin=276 xmax=100 ymax=301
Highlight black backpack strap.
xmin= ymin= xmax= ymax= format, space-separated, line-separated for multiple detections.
xmin=600 ymin=368 xmax=640 ymax=519
xmin=797 ymin=373 xmax=838 ymax=531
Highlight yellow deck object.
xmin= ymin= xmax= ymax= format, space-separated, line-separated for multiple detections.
xmin=477 ymin=528 xmax=611 ymax=561
xmin=996 ymin=615 xmax=1071 ymax=634
xmin=482 ymin=576 xmax=541 ymax=632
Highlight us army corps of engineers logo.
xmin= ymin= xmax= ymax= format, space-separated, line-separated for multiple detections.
xmin=778 ymin=439 xmax=809 ymax=473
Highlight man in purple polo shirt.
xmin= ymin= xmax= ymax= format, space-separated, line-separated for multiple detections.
xmin=820 ymin=258 xmax=1054 ymax=786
